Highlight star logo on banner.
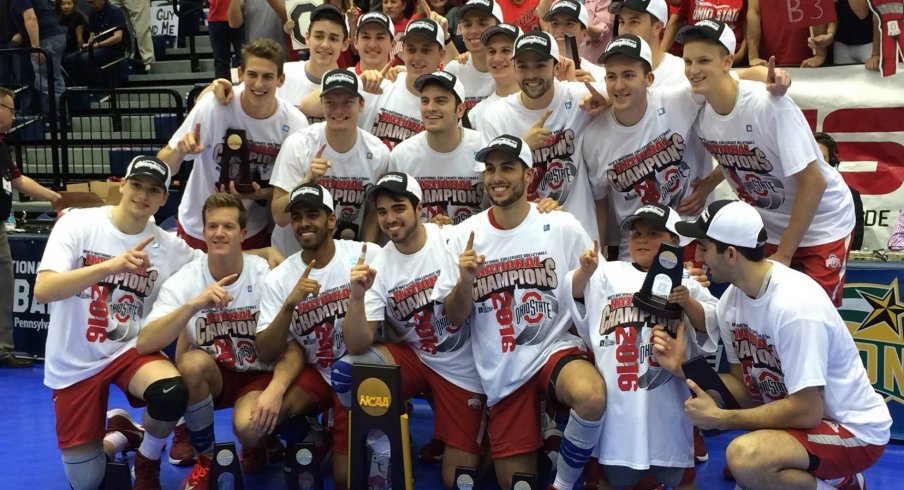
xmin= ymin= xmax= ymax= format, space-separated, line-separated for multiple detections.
xmin=856 ymin=278 xmax=904 ymax=337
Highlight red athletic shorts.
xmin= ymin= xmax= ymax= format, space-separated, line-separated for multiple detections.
xmin=212 ymin=364 xmax=273 ymax=409
xmin=176 ymin=220 xmax=271 ymax=251
xmin=52 ymin=347 xmax=168 ymax=449
xmin=785 ymin=419 xmax=886 ymax=480
xmin=290 ymin=365 xmax=348 ymax=455
xmin=487 ymin=346 xmax=587 ymax=459
xmin=765 ymin=235 xmax=852 ymax=307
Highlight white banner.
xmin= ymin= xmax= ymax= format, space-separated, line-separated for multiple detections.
xmin=150 ymin=0 xmax=179 ymax=37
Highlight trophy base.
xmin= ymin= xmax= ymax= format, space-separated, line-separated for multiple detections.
xmin=632 ymin=292 xmax=683 ymax=320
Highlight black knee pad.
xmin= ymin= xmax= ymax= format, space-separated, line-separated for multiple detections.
xmin=143 ymin=376 xmax=188 ymax=422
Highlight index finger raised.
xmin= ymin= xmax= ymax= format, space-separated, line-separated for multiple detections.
xmin=533 ymin=110 xmax=552 ymax=128
xmin=132 ymin=235 xmax=155 ymax=252
xmin=357 ymin=243 xmax=367 ymax=265
xmin=419 ymin=0 xmax=432 ymax=16
xmin=315 ymin=144 xmax=326 ymax=159
xmin=465 ymin=231 xmax=474 ymax=251
xmin=584 ymin=81 xmax=602 ymax=97
xmin=216 ymin=273 xmax=239 ymax=286
xmin=302 ymin=260 xmax=315 ymax=278
xmin=380 ymin=61 xmax=393 ymax=77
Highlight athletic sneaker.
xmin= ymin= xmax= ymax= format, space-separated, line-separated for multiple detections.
xmin=181 ymin=453 xmax=212 ymax=490
xmin=105 ymin=408 xmax=144 ymax=454
xmin=168 ymin=423 xmax=195 ymax=466
xmin=693 ymin=427 xmax=708 ymax=463
xmin=132 ymin=452 xmax=162 ymax=490
xmin=264 ymin=433 xmax=285 ymax=462
xmin=240 ymin=446 xmax=268 ymax=473
xmin=418 ymin=438 xmax=445 ymax=463
xmin=831 ymin=473 xmax=866 ymax=490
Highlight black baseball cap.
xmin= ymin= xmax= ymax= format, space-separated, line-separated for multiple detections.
xmin=599 ymin=34 xmax=653 ymax=68
xmin=608 ymin=0 xmax=668 ymax=23
xmin=310 ymin=4 xmax=348 ymax=37
xmin=125 ymin=155 xmax=171 ymax=189
xmin=676 ymin=19 xmax=736 ymax=53
xmin=367 ymin=172 xmax=423 ymax=204
xmin=620 ymin=203 xmax=691 ymax=245
xmin=285 ymin=183 xmax=335 ymax=213
xmin=543 ymin=0 xmax=589 ymax=28
xmin=357 ymin=11 xmax=394 ymax=37
xmin=401 ymin=19 xmax=445 ymax=48
xmin=458 ymin=0 xmax=503 ymax=24
xmin=413 ymin=70 xmax=466 ymax=103
xmin=480 ymin=23 xmax=523 ymax=46
xmin=475 ymin=134 xmax=534 ymax=170
xmin=321 ymin=68 xmax=361 ymax=98
xmin=675 ymin=200 xmax=767 ymax=248
xmin=513 ymin=31 xmax=560 ymax=61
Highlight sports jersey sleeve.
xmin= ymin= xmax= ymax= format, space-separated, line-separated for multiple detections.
xmin=563 ymin=216 xmax=594 ymax=271
xmin=773 ymin=103 xmax=819 ymax=178
xmin=256 ymin=268 xmax=291 ymax=340
xmin=364 ymin=277 xmax=387 ymax=322
xmin=144 ymin=272 xmax=190 ymax=326
xmin=684 ymin=274 xmax=720 ymax=354
xmin=774 ymin=317 xmax=830 ymax=394
xmin=167 ymin=93 xmax=216 ymax=159
xmin=430 ymin=226 xmax=465 ymax=303
xmin=38 ymin=210 xmax=82 ymax=273
xmin=270 ymin=132 xmax=312 ymax=192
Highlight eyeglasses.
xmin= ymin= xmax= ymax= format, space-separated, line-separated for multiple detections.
xmin=0 ymin=104 xmax=14 ymax=113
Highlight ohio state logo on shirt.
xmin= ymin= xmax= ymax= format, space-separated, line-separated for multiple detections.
xmin=371 ymin=110 xmax=424 ymax=149
xmin=471 ymin=254 xmax=559 ymax=353
xmin=388 ymin=271 xmax=470 ymax=355
xmin=417 ymin=177 xmax=484 ymax=224
xmin=195 ymin=307 xmax=261 ymax=369
xmin=292 ymin=284 xmax=351 ymax=369
xmin=213 ymin=140 xmax=282 ymax=182
xmin=730 ymin=322 xmax=787 ymax=404
xmin=79 ymin=252 xmax=159 ymax=344
xmin=702 ymin=139 xmax=786 ymax=210
xmin=598 ymin=293 xmax=678 ymax=392
xmin=607 ymin=133 xmax=690 ymax=205
xmin=530 ymin=129 xmax=577 ymax=203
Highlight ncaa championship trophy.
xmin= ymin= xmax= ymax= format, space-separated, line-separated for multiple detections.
xmin=453 ymin=465 xmax=479 ymax=490
xmin=348 ymin=364 xmax=413 ymax=489
xmin=210 ymin=441 xmax=244 ymax=489
xmin=632 ymin=242 xmax=685 ymax=332
xmin=219 ymin=128 xmax=253 ymax=193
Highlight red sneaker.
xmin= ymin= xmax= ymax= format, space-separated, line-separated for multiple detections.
xmin=132 ymin=452 xmax=162 ymax=490
xmin=693 ymin=427 xmax=708 ymax=463
xmin=239 ymin=446 xmax=268 ymax=473
xmin=181 ymin=453 xmax=212 ymax=490
xmin=105 ymin=409 xmax=144 ymax=454
xmin=168 ymin=423 xmax=195 ymax=466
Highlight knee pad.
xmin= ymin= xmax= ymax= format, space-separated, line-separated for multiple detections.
xmin=330 ymin=347 xmax=388 ymax=408
xmin=143 ymin=376 xmax=188 ymax=422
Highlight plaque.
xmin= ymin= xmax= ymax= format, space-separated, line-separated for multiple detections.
xmin=219 ymin=129 xmax=253 ymax=194
xmin=633 ymin=242 xmax=684 ymax=323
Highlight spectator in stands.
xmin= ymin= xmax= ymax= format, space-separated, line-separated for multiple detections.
xmin=0 ymin=0 xmax=26 ymax=88
xmin=54 ymin=0 xmax=87 ymax=56
xmin=383 ymin=0 xmax=414 ymax=34
xmin=9 ymin=0 xmax=67 ymax=115
xmin=581 ymin=0 xmax=615 ymax=63
xmin=888 ymin=210 xmax=904 ymax=251
xmin=498 ymin=0 xmax=542 ymax=32
xmin=108 ymin=0 xmax=153 ymax=72
xmin=825 ymin=0 xmax=880 ymax=70
xmin=61 ymin=0 xmax=127 ymax=87
xmin=228 ymin=0 xmax=287 ymax=52
xmin=746 ymin=0 xmax=831 ymax=67
xmin=540 ymin=0 xmax=607 ymax=81
xmin=208 ymin=0 xmax=243 ymax=80
xmin=665 ymin=0 xmax=748 ymax=64
xmin=0 ymin=86 xmax=60 ymax=368
xmin=816 ymin=132 xmax=864 ymax=251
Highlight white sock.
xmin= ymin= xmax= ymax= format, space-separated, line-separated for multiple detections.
xmin=138 ymin=432 xmax=166 ymax=460
xmin=552 ymin=409 xmax=602 ymax=490
xmin=816 ymin=478 xmax=839 ymax=490
xmin=103 ymin=431 xmax=128 ymax=454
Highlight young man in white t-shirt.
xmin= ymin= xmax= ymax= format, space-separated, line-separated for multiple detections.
xmin=158 ymin=38 xmax=309 ymax=252
xmin=135 ymin=194 xmax=294 ymax=487
xmin=656 ymin=200 xmax=892 ymax=490
xmin=254 ymin=183 xmax=380 ymax=487
xmin=270 ymin=69 xmax=390 ymax=255
xmin=352 ymin=11 xmax=396 ymax=75
xmin=562 ymin=203 xmax=719 ymax=489
xmin=466 ymin=23 xmax=522 ymax=132
xmin=481 ymin=31 xmax=600 ymax=241
xmin=432 ymin=135 xmax=606 ymax=490
xmin=678 ymin=20 xmax=855 ymax=306
xmin=390 ymin=70 xmax=485 ymax=225
xmin=335 ymin=172 xmax=485 ymax=488
xmin=443 ymin=0 xmax=504 ymax=111
xmin=35 ymin=157 xmax=199 ymax=490
xmin=543 ymin=0 xmax=607 ymax=82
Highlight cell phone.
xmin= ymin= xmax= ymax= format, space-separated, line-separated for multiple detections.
xmin=565 ymin=33 xmax=581 ymax=70
xmin=681 ymin=355 xmax=740 ymax=410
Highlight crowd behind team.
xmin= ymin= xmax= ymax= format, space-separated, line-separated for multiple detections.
xmin=19 ymin=0 xmax=894 ymax=489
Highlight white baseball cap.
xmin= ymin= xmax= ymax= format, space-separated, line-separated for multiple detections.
xmin=413 ymin=70 xmax=467 ymax=104
xmin=609 ymin=0 xmax=668 ymax=24
xmin=676 ymin=19 xmax=737 ymax=54
xmin=544 ymin=0 xmax=590 ymax=29
xmin=367 ymin=172 xmax=424 ymax=204
xmin=285 ymin=183 xmax=335 ymax=213
xmin=620 ymin=203 xmax=692 ymax=246
xmin=458 ymin=0 xmax=504 ymax=24
xmin=513 ymin=31 xmax=560 ymax=62
xmin=475 ymin=134 xmax=534 ymax=170
xmin=599 ymin=34 xmax=653 ymax=69
xmin=675 ymin=200 xmax=767 ymax=248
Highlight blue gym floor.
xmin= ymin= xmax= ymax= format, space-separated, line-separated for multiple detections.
xmin=1 ymin=364 xmax=901 ymax=489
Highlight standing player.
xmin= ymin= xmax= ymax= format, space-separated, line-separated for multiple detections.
xmin=443 ymin=0 xmax=504 ymax=111
xmin=660 ymin=200 xmax=892 ymax=490
xmin=337 ymin=172 xmax=485 ymax=488
xmin=562 ymin=203 xmax=719 ymax=490
xmin=679 ymin=20 xmax=855 ymax=306
xmin=34 ymin=157 xmax=197 ymax=490
xmin=466 ymin=22 xmax=522 ymax=132
xmin=433 ymin=135 xmax=606 ymax=490
xmin=352 ymin=11 xmax=396 ymax=75
xmin=481 ymin=30 xmax=600 ymax=240
xmin=390 ymin=71 xmax=485 ymax=225
xmin=158 ymin=38 xmax=308 ymax=252
xmin=254 ymin=183 xmax=380 ymax=487
xmin=271 ymin=69 xmax=389 ymax=254
xmin=543 ymin=0 xmax=606 ymax=82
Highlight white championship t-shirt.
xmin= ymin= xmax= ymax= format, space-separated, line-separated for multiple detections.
xmin=651 ymin=53 xmax=688 ymax=90
xmin=278 ymin=60 xmax=325 ymax=124
xmin=389 ymin=129 xmax=484 ymax=224
xmin=365 ymin=223 xmax=483 ymax=393
xmin=431 ymin=204 xmax=591 ymax=405
xmin=563 ymin=260 xmax=718 ymax=469
xmin=716 ymin=262 xmax=891 ymax=445
xmin=256 ymin=240 xmax=381 ymax=382
xmin=145 ymin=254 xmax=271 ymax=372
xmin=444 ymin=57 xmax=496 ymax=111
xmin=169 ymin=92 xmax=308 ymax=241
xmin=39 ymin=206 xmax=201 ymax=389
xmin=361 ymin=72 xmax=425 ymax=150
xmin=694 ymin=80 xmax=854 ymax=246
xmin=269 ymin=122 xmax=390 ymax=254
xmin=466 ymin=91 xmax=502 ymax=132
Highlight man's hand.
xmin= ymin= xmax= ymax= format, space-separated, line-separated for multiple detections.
xmin=178 ymin=123 xmax=204 ymax=156
xmin=685 ymin=378 xmax=725 ymax=430
xmin=808 ymin=33 xmax=834 ymax=49
xmin=286 ymin=261 xmax=321 ymax=306
xmin=188 ymin=274 xmax=239 ymax=311
xmin=387 ymin=65 xmax=406 ymax=82
xmin=865 ymin=55 xmax=880 ymax=71
xmin=109 ymin=236 xmax=154 ymax=274
xmin=456 ymin=51 xmax=471 ymax=65
xmin=579 ymin=239 xmax=600 ymax=277
xmin=420 ymin=0 xmax=449 ymax=38
xmin=458 ymin=231 xmax=484 ymax=286
xmin=765 ymin=56 xmax=791 ymax=96
xmin=574 ymin=69 xmax=595 ymax=83
xmin=283 ymin=19 xmax=295 ymax=35
xmin=360 ymin=62 xmax=391 ymax=94
xmin=305 ymin=144 xmax=332 ymax=183
xmin=767 ymin=250 xmax=793 ymax=267
xmin=218 ymin=180 xmax=268 ymax=201
xmin=249 ymin=386 xmax=283 ymax=434
xmin=579 ymin=81 xmax=610 ymax=115
xmin=536 ymin=197 xmax=562 ymax=213
xmin=676 ymin=178 xmax=711 ymax=216
xmin=213 ymin=79 xmax=235 ymax=105
xmin=651 ymin=322 xmax=688 ymax=377
xmin=748 ymin=57 xmax=768 ymax=67
xmin=523 ymin=110 xmax=553 ymax=150
xmin=685 ymin=261 xmax=710 ymax=288
xmin=555 ymin=57 xmax=577 ymax=81
xmin=428 ymin=214 xmax=453 ymax=227
xmin=667 ymin=285 xmax=691 ymax=308
xmin=32 ymin=51 xmax=46 ymax=65
xmin=265 ymin=247 xmax=285 ymax=269
xmin=350 ymin=244 xmax=377 ymax=299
